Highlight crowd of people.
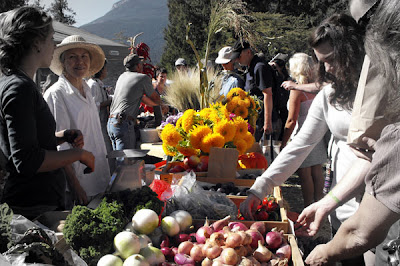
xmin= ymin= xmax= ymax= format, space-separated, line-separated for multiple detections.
xmin=1 ymin=0 xmax=400 ymax=264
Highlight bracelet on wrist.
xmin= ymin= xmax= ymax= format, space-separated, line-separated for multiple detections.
xmin=328 ymin=191 xmax=340 ymax=204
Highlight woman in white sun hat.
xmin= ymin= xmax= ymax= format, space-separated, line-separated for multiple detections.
xmin=215 ymin=46 xmax=244 ymax=96
xmin=44 ymin=35 xmax=110 ymax=208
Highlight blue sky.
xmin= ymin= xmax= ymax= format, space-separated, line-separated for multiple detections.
xmin=30 ymin=0 xmax=120 ymax=26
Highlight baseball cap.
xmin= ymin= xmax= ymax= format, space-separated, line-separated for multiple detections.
xmin=175 ymin=58 xmax=187 ymax=66
xmin=124 ymin=53 xmax=144 ymax=68
xmin=271 ymin=53 xmax=288 ymax=62
xmin=232 ymin=40 xmax=251 ymax=54
xmin=215 ymin=46 xmax=237 ymax=64
xmin=349 ymin=0 xmax=379 ymax=22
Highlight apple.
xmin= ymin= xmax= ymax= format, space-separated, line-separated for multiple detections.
xmin=199 ymin=156 xmax=209 ymax=169
xmin=183 ymin=157 xmax=191 ymax=170
xmin=169 ymin=165 xmax=185 ymax=173
xmin=187 ymin=155 xmax=200 ymax=168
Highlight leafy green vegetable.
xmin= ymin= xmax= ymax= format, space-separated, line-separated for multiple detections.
xmin=0 ymin=203 xmax=13 ymax=253
xmin=104 ymin=186 xmax=163 ymax=219
xmin=63 ymin=199 xmax=126 ymax=265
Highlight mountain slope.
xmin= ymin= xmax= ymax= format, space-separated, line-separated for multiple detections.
xmin=80 ymin=0 xmax=168 ymax=64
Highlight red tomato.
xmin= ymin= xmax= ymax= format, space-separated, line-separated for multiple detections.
xmin=267 ymin=201 xmax=279 ymax=212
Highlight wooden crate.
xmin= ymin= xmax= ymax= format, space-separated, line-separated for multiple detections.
xmin=226 ymin=187 xmax=289 ymax=233
xmin=287 ymin=234 xmax=305 ymax=266
xmin=191 ymin=220 xmax=302 ymax=265
xmin=196 ymin=176 xmax=256 ymax=187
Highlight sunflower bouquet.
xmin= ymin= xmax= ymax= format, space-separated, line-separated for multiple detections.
xmin=161 ymin=88 xmax=259 ymax=162
xmin=224 ymin=87 xmax=261 ymax=134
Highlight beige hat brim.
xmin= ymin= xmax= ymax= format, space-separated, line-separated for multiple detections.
xmin=49 ymin=41 xmax=105 ymax=77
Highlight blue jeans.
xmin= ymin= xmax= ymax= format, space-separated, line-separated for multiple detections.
xmin=107 ymin=117 xmax=136 ymax=150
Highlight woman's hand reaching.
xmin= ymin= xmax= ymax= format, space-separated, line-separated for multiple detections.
xmin=239 ymin=193 xmax=261 ymax=220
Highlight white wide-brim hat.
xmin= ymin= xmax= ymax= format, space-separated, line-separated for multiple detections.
xmin=50 ymin=35 xmax=105 ymax=77
xmin=215 ymin=46 xmax=237 ymax=64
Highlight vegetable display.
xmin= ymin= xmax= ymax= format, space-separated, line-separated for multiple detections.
xmin=0 ymin=203 xmax=13 ymax=253
xmin=63 ymin=199 xmax=127 ymax=265
xmin=104 ymin=186 xmax=164 ymax=219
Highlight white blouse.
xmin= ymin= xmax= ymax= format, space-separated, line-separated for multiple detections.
xmin=44 ymin=75 xmax=110 ymax=197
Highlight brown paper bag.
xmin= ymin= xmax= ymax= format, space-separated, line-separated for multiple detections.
xmin=207 ymin=147 xmax=239 ymax=179
xmin=347 ymin=55 xmax=390 ymax=149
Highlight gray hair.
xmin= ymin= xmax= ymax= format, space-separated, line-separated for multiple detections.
xmin=365 ymin=0 xmax=400 ymax=121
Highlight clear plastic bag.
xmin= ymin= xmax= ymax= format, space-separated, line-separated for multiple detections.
xmin=3 ymin=215 xmax=87 ymax=266
xmin=164 ymin=171 xmax=238 ymax=220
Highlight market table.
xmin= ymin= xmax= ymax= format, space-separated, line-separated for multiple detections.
xmin=140 ymin=142 xmax=165 ymax=159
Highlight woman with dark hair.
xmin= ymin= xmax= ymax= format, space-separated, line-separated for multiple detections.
xmin=304 ymin=0 xmax=400 ymax=264
xmin=240 ymin=13 xmax=367 ymax=264
xmin=0 ymin=6 xmax=94 ymax=219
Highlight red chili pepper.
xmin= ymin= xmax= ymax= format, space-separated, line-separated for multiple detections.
xmin=262 ymin=197 xmax=269 ymax=206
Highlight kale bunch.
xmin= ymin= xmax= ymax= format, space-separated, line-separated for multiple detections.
xmin=63 ymin=199 xmax=126 ymax=265
xmin=104 ymin=185 xmax=163 ymax=219
xmin=0 ymin=203 xmax=13 ymax=253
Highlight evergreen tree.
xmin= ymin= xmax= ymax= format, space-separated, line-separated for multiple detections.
xmin=0 ymin=0 xmax=26 ymax=13
xmin=161 ymin=0 xmax=212 ymax=70
xmin=47 ymin=0 xmax=76 ymax=25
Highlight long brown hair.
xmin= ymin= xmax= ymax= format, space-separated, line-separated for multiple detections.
xmin=309 ymin=14 xmax=364 ymax=109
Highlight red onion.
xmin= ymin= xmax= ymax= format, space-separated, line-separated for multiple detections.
xmin=161 ymin=247 xmax=175 ymax=261
xmin=196 ymin=219 xmax=214 ymax=244
xmin=265 ymin=231 xmax=283 ymax=249
xmin=160 ymin=235 xmax=170 ymax=248
xmin=178 ymin=241 xmax=194 ymax=255
xmin=249 ymin=221 xmax=267 ymax=236
xmin=174 ymin=253 xmax=195 ymax=265
xmin=276 ymin=243 xmax=291 ymax=259
xmin=228 ymin=222 xmax=248 ymax=232
xmin=246 ymin=229 xmax=265 ymax=249
xmin=173 ymin=233 xmax=191 ymax=245
xmin=211 ymin=215 xmax=231 ymax=232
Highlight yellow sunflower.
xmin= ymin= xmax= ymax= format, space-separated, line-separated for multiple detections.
xmin=176 ymin=117 xmax=183 ymax=127
xmin=181 ymin=109 xmax=196 ymax=132
xmin=200 ymin=133 xmax=225 ymax=153
xmin=241 ymin=97 xmax=251 ymax=108
xmin=177 ymin=144 xmax=199 ymax=157
xmin=233 ymin=116 xmax=249 ymax=138
xmin=234 ymin=105 xmax=249 ymax=119
xmin=199 ymin=108 xmax=213 ymax=119
xmin=243 ymin=131 xmax=255 ymax=149
xmin=249 ymin=97 xmax=256 ymax=109
xmin=213 ymin=119 xmax=236 ymax=142
xmin=226 ymin=99 xmax=237 ymax=113
xmin=189 ymin=125 xmax=212 ymax=149
xmin=160 ymin=124 xmax=182 ymax=146
xmin=233 ymin=138 xmax=247 ymax=155
xmin=162 ymin=143 xmax=177 ymax=156
xmin=227 ymin=87 xmax=247 ymax=101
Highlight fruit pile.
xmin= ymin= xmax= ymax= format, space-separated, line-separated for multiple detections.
xmin=167 ymin=155 xmax=209 ymax=173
